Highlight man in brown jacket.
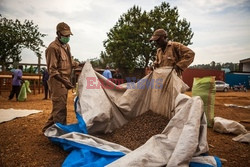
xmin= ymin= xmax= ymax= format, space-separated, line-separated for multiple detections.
xmin=42 ymin=22 xmax=79 ymax=133
xmin=150 ymin=29 xmax=195 ymax=76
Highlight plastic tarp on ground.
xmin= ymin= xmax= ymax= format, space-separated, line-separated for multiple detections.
xmin=0 ymin=108 xmax=42 ymax=123
xmin=45 ymin=62 xmax=221 ymax=167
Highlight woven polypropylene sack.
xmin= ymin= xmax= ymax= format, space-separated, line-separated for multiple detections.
xmin=17 ymin=80 xmax=31 ymax=102
xmin=18 ymin=83 xmax=27 ymax=101
xmin=192 ymin=76 xmax=216 ymax=127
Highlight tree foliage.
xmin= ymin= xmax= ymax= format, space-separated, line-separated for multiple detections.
xmin=190 ymin=61 xmax=239 ymax=71
xmin=102 ymin=2 xmax=194 ymax=71
xmin=0 ymin=15 xmax=46 ymax=71
xmin=149 ymin=2 xmax=193 ymax=45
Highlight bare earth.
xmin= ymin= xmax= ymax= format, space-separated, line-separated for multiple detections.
xmin=0 ymin=90 xmax=249 ymax=167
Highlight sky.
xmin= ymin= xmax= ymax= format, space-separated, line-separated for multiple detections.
xmin=1 ymin=0 xmax=250 ymax=65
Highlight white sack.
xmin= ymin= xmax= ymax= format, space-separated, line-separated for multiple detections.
xmin=76 ymin=62 xmax=188 ymax=134
xmin=213 ymin=117 xmax=247 ymax=135
xmin=108 ymin=95 xmax=209 ymax=167
xmin=232 ymin=132 xmax=250 ymax=143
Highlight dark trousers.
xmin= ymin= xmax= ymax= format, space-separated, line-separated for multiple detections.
xmin=43 ymin=82 xmax=50 ymax=99
xmin=9 ymin=85 xmax=21 ymax=100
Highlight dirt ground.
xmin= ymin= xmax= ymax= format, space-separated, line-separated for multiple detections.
xmin=0 ymin=90 xmax=249 ymax=167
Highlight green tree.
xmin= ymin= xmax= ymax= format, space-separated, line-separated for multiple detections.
xmin=0 ymin=15 xmax=46 ymax=71
xmin=210 ymin=61 xmax=216 ymax=69
xmin=222 ymin=62 xmax=239 ymax=71
xmin=102 ymin=2 xmax=194 ymax=71
xmin=215 ymin=62 xmax=222 ymax=70
xmin=88 ymin=57 xmax=103 ymax=68
xmin=99 ymin=51 xmax=114 ymax=68
xmin=149 ymin=2 xmax=193 ymax=45
xmin=190 ymin=61 xmax=239 ymax=71
xmin=103 ymin=6 xmax=151 ymax=71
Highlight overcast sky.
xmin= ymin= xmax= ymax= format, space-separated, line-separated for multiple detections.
xmin=1 ymin=0 xmax=250 ymax=65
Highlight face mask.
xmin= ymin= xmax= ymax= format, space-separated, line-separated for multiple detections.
xmin=59 ymin=36 xmax=70 ymax=44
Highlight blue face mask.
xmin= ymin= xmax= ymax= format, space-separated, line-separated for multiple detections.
xmin=60 ymin=36 xmax=70 ymax=44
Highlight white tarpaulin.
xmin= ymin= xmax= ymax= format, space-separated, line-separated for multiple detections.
xmin=0 ymin=108 xmax=42 ymax=123
xmin=45 ymin=62 xmax=221 ymax=167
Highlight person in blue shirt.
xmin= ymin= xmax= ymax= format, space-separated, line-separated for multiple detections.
xmin=8 ymin=65 xmax=23 ymax=101
xmin=102 ymin=65 xmax=112 ymax=79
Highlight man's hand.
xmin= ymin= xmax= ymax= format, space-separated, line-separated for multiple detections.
xmin=54 ymin=74 xmax=74 ymax=90
xmin=174 ymin=65 xmax=183 ymax=75
xmin=64 ymin=81 xmax=74 ymax=89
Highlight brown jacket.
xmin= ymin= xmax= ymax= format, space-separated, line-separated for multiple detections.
xmin=154 ymin=41 xmax=195 ymax=71
xmin=45 ymin=38 xmax=79 ymax=96
xmin=46 ymin=38 xmax=78 ymax=79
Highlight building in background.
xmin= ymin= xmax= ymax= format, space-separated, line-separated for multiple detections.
xmin=239 ymin=58 xmax=250 ymax=72
xmin=225 ymin=58 xmax=250 ymax=89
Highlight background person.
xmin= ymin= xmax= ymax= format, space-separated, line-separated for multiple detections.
xmin=41 ymin=67 xmax=50 ymax=100
xmin=8 ymin=65 xmax=23 ymax=101
xmin=102 ymin=65 xmax=112 ymax=79
xmin=113 ymin=68 xmax=123 ymax=85
xmin=42 ymin=22 xmax=80 ymax=133
xmin=150 ymin=29 xmax=195 ymax=77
